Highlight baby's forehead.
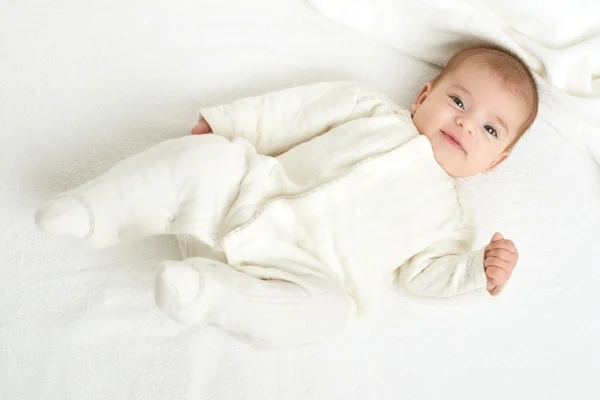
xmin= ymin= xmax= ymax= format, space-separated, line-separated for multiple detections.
xmin=448 ymin=53 xmax=534 ymax=101
xmin=445 ymin=60 xmax=531 ymax=108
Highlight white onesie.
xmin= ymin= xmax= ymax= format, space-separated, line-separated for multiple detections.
xmin=36 ymin=82 xmax=488 ymax=348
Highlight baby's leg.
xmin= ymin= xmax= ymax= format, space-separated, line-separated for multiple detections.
xmin=35 ymin=135 xmax=250 ymax=248
xmin=155 ymin=258 xmax=354 ymax=348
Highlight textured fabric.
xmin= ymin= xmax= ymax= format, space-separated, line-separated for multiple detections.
xmin=155 ymin=257 xmax=355 ymax=348
xmin=201 ymin=83 xmax=488 ymax=311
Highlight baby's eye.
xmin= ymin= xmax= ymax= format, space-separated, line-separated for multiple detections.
xmin=450 ymin=96 xmax=464 ymax=109
xmin=484 ymin=125 xmax=498 ymax=137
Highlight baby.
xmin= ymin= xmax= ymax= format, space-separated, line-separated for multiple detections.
xmin=36 ymin=45 xmax=538 ymax=348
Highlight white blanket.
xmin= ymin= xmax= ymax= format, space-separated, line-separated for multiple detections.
xmin=309 ymin=0 xmax=600 ymax=161
xmin=1 ymin=0 xmax=599 ymax=399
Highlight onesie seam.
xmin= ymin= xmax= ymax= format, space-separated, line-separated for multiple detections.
xmin=453 ymin=181 xmax=466 ymax=226
xmin=221 ymin=138 xmax=404 ymax=244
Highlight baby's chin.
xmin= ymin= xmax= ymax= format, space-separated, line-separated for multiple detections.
xmin=430 ymin=152 xmax=457 ymax=177
xmin=430 ymin=150 xmax=475 ymax=178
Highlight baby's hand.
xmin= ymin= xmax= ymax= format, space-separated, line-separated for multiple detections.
xmin=191 ymin=118 xmax=212 ymax=135
xmin=484 ymin=232 xmax=518 ymax=296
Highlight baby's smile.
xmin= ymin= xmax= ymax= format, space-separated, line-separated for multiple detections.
xmin=440 ymin=130 xmax=465 ymax=152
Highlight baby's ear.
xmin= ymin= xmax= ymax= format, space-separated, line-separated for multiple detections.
xmin=411 ymin=82 xmax=433 ymax=114
xmin=485 ymin=151 xmax=510 ymax=173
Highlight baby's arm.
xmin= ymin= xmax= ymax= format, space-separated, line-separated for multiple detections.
xmin=400 ymin=228 xmax=518 ymax=297
xmin=399 ymin=231 xmax=487 ymax=298
xmin=195 ymin=82 xmax=394 ymax=156
xmin=399 ymin=228 xmax=518 ymax=298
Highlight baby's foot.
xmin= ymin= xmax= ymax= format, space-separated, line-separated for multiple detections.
xmin=155 ymin=261 xmax=204 ymax=324
xmin=35 ymin=196 xmax=92 ymax=239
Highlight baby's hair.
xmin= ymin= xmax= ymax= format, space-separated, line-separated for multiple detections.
xmin=433 ymin=44 xmax=539 ymax=150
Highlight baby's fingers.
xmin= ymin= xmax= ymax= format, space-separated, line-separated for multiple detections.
xmin=485 ymin=266 xmax=508 ymax=284
xmin=484 ymin=249 xmax=513 ymax=263
xmin=487 ymin=241 xmax=518 ymax=264
xmin=191 ymin=119 xmax=212 ymax=135
xmin=487 ymin=239 xmax=517 ymax=253
xmin=484 ymin=255 xmax=511 ymax=270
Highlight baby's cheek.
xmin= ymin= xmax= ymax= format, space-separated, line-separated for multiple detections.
xmin=412 ymin=112 xmax=431 ymax=135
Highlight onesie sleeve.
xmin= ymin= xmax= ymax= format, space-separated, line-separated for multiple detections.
xmin=199 ymin=81 xmax=395 ymax=156
xmin=398 ymin=224 xmax=489 ymax=298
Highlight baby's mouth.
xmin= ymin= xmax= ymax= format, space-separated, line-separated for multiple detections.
xmin=441 ymin=130 xmax=465 ymax=152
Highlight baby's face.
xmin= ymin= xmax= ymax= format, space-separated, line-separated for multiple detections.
xmin=411 ymin=61 xmax=529 ymax=177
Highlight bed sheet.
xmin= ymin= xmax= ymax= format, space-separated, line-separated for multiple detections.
xmin=1 ymin=1 xmax=599 ymax=399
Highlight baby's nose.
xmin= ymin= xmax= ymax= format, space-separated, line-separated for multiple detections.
xmin=456 ymin=116 xmax=474 ymax=135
